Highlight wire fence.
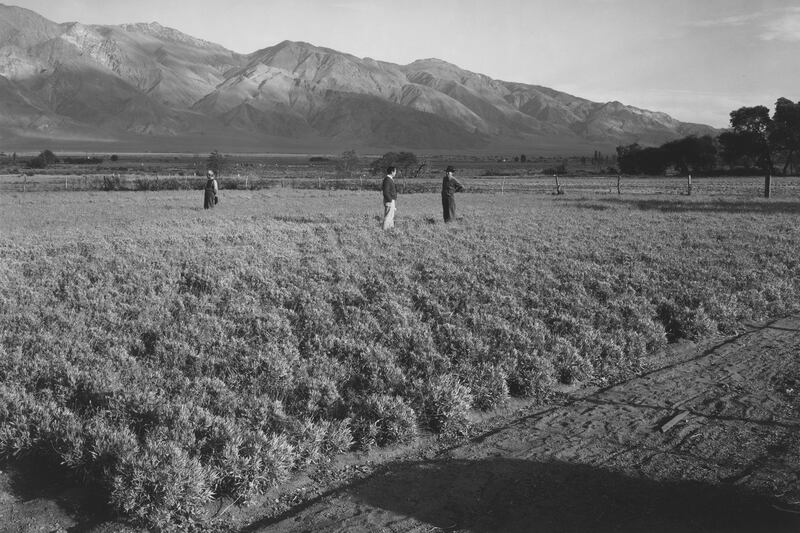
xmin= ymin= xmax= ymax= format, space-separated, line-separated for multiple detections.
xmin=2 ymin=172 xmax=800 ymax=199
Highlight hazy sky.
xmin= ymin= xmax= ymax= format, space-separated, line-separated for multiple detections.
xmin=8 ymin=0 xmax=800 ymax=128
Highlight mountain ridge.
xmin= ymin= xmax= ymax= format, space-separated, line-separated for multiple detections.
xmin=0 ymin=3 xmax=718 ymax=154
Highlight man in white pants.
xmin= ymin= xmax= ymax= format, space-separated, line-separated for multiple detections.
xmin=382 ymin=166 xmax=397 ymax=230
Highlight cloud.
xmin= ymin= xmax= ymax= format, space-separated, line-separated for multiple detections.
xmin=330 ymin=0 xmax=375 ymax=11
xmin=760 ymin=10 xmax=800 ymax=41
xmin=686 ymin=6 xmax=800 ymax=43
xmin=687 ymin=12 xmax=765 ymax=28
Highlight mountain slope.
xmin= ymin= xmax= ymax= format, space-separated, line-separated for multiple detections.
xmin=0 ymin=3 xmax=718 ymax=153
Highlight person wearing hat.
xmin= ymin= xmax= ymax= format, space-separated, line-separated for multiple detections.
xmin=441 ymin=165 xmax=464 ymax=222
xmin=382 ymin=166 xmax=397 ymax=230
xmin=203 ymin=169 xmax=218 ymax=209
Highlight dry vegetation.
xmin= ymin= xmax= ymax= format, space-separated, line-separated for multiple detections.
xmin=2 ymin=184 xmax=800 ymax=529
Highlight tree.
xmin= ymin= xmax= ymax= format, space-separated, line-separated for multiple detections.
xmin=721 ymin=104 xmax=779 ymax=197
xmin=27 ymin=156 xmax=46 ymax=169
xmin=730 ymin=106 xmax=772 ymax=136
xmin=637 ymin=147 xmax=670 ymax=175
xmin=40 ymin=149 xmax=57 ymax=165
xmin=336 ymin=149 xmax=360 ymax=177
xmin=616 ymin=144 xmax=642 ymax=174
xmin=662 ymin=135 xmax=717 ymax=174
xmin=27 ymin=149 xmax=57 ymax=169
xmin=719 ymin=106 xmax=773 ymax=173
xmin=207 ymin=150 xmax=226 ymax=176
xmin=718 ymin=131 xmax=751 ymax=168
xmin=369 ymin=151 xmax=424 ymax=178
xmin=615 ymin=143 xmax=671 ymax=175
xmin=769 ymin=97 xmax=800 ymax=174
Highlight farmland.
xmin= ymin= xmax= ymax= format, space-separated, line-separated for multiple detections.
xmin=2 ymin=178 xmax=800 ymax=529
xmin=2 ymin=150 xmax=798 ymax=197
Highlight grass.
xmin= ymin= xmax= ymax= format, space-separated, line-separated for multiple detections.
xmin=2 ymin=187 xmax=800 ymax=529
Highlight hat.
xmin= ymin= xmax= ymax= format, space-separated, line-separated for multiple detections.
xmin=445 ymin=166 xmax=456 ymax=173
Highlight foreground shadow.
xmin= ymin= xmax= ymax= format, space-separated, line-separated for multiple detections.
xmin=570 ymin=197 xmax=800 ymax=214
xmin=350 ymin=458 xmax=799 ymax=533
xmin=2 ymin=458 xmax=114 ymax=532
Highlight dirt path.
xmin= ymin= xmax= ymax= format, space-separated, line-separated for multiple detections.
xmin=246 ymin=316 xmax=800 ymax=533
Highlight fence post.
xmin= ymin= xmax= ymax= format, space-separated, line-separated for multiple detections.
xmin=501 ymin=178 xmax=505 ymax=195
xmin=687 ymin=173 xmax=692 ymax=196
xmin=764 ymin=174 xmax=772 ymax=198
xmin=617 ymin=175 xmax=621 ymax=195
xmin=65 ymin=175 xmax=68 ymax=190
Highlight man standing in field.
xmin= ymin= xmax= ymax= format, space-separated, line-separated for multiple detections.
xmin=441 ymin=165 xmax=464 ymax=222
xmin=204 ymin=169 xmax=218 ymax=209
xmin=382 ymin=166 xmax=397 ymax=230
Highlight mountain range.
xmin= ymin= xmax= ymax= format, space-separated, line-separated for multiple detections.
xmin=0 ymin=4 xmax=718 ymax=154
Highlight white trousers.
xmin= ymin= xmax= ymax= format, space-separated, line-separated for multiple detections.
xmin=382 ymin=200 xmax=396 ymax=230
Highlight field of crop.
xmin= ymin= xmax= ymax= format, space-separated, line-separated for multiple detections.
xmin=2 ymin=185 xmax=800 ymax=529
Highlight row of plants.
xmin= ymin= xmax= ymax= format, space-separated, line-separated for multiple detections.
xmin=1 ymin=191 xmax=799 ymax=529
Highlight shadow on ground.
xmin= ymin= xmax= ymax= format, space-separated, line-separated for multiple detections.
xmin=569 ymin=197 xmax=800 ymax=214
xmin=0 ymin=458 xmax=116 ymax=533
xmin=348 ymin=458 xmax=799 ymax=533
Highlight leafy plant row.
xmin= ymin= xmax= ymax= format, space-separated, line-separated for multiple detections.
xmin=1 ymin=194 xmax=798 ymax=529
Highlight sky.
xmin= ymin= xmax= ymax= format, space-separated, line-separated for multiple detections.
xmin=6 ymin=0 xmax=800 ymax=128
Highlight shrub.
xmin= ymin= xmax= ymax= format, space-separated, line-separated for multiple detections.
xmin=111 ymin=438 xmax=215 ymax=530
xmin=292 ymin=418 xmax=328 ymax=468
xmin=552 ymin=336 xmax=594 ymax=385
xmin=0 ymin=384 xmax=38 ymax=459
xmin=322 ymin=418 xmax=354 ymax=456
xmin=134 ymin=177 xmax=189 ymax=191
xmin=82 ymin=415 xmax=139 ymax=488
xmin=209 ymin=429 xmax=296 ymax=505
xmin=27 ymin=155 xmax=47 ymax=169
xmin=39 ymin=406 xmax=85 ymax=470
xmin=468 ymin=364 xmax=510 ymax=411
xmin=418 ymin=374 xmax=473 ymax=436
xmin=337 ymin=341 xmax=406 ymax=397
xmin=656 ymin=299 xmax=717 ymax=341
xmin=508 ymin=352 xmax=556 ymax=400
xmin=288 ymin=373 xmax=343 ymax=418
xmin=351 ymin=394 xmax=418 ymax=449
xmin=101 ymin=175 xmax=121 ymax=191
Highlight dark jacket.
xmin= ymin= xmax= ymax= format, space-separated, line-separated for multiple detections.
xmin=441 ymin=175 xmax=464 ymax=197
xmin=382 ymin=175 xmax=397 ymax=204
xmin=203 ymin=178 xmax=218 ymax=209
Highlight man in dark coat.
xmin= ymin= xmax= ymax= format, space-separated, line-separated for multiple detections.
xmin=204 ymin=170 xmax=218 ymax=209
xmin=441 ymin=165 xmax=464 ymax=222
xmin=382 ymin=166 xmax=397 ymax=230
